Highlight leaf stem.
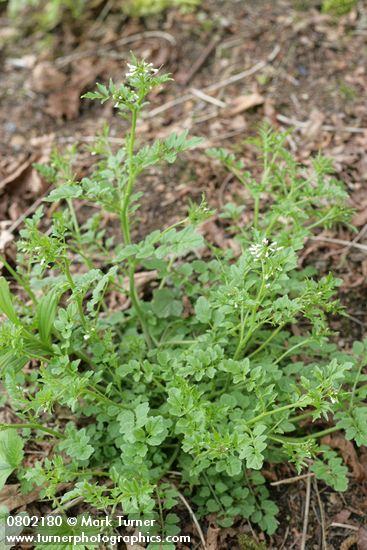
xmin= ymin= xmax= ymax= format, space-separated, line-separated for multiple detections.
xmin=120 ymin=108 xmax=152 ymax=349
xmin=0 ymin=422 xmax=64 ymax=439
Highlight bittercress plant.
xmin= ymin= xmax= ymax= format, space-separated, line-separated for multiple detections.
xmin=0 ymin=56 xmax=366 ymax=544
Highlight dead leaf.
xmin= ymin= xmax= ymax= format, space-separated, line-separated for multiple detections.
xmin=45 ymin=58 xmax=107 ymax=120
xmin=200 ymin=219 xmax=241 ymax=255
xmin=0 ymin=157 xmax=31 ymax=191
xmin=206 ymin=524 xmax=220 ymax=550
xmin=357 ymin=526 xmax=367 ymax=550
xmin=302 ymin=109 xmax=325 ymax=141
xmin=0 ymin=484 xmax=41 ymax=511
xmin=341 ymin=534 xmax=358 ymax=550
xmin=353 ymin=207 xmax=367 ymax=227
xmin=322 ymin=435 xmax=366 ymax=481
xmin=227 ymin=93 xmax=264 ymax=115
xmin=45 ymin=87 xmax=83 ymax=120
xmin=332 ymin=509 xmax=352 ymax=524
xmin=30 ymin=62 xmax=67 ymax=93
xmin=0 ymin=229 xmax=14 ymax=252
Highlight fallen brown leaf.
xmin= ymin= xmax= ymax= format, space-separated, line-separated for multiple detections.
xmin=357 ymin=526 xmax=367 ymax=550
xmin=227 ymin=93 xmax=264 ymax=115
xmin=45 ymin=58 xmax=109 ymax=120
xmin=0 ymin=228 xmax=14 ymax=252
xmin=30 ymin=62 xmax=67 ymax=93
xmin=353 ymin=206 xmax=367 ymax=228
xmin=302 ymin=109 xmax=325 ymax=141
xmin=341 ymin=533 xmax=358 ymax=550
xmin=0 ymin=484 xmax=41 ymax=511
xmin=206 ymin=524 xmax=220 ymax=550
xmin=322 ymin=434 xmax=366 ymax=481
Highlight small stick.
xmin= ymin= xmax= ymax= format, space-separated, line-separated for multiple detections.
xmin=276 ymin=113 xmax=367 ymax=134
xmin=338 ymin=223 xmax=367 ymax=266
xmin=309 ymin=236 xmax=367 ymax=253
xmin=271 ymin=472 xmax=315 ymax=487
xmin=178 ymin=36 xmax=221 ymax=86
xmin=205 ymin=45 xmax=280 ymax=93
xmin=190 ymin=88 xmax=227 ymax=108
xmin=313 ymin=478 xmax=327 ymax=550
xmin=300 ymin=474 xmax=312 ymax=550
xmin=330 ymin=522 xmax=359 ymax=531
xmin=146 ymin=45 xmax=280 ymax=119
xmin=55 ymin=30 xmax=177 ymax=66
xmin=175 ymin=488 xmax=206 ymax=549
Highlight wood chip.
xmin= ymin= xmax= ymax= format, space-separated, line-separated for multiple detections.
xmin=227 ymin=93 xmax=264 ymax=115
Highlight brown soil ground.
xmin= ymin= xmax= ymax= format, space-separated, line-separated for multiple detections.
xmin=1 ymin=0 xmax=367 ymax=548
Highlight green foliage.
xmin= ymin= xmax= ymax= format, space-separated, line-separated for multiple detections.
xmin=0 ymin=55 xmax=365 ymax=542
xmin=123 ymin=0 xmax=201 ymax=16
xmin=310 ymin=447 xmax=348 ymax=491
xmin=6 ymin=0 xmax=201 ymax=30
xmin=322 ymin=0 xmax=357 ymax=16
xmin=0 ymin=430 xmax=24 ymax=489
xmin=6 ymin=0 xmax=88 ymax=28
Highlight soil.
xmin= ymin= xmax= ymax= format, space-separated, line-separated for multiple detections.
xmin=1 ymin=0 xmax=367 ymax=548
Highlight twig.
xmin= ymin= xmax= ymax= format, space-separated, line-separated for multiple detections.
xmin=346 ymin=313 xmax=366 ymax=327
xmin=206 ymin=45 xmax=281 ymax=93
xmin=338 ymin=223 xmax=367 ymax=266
xmin=300 ymin=474 xmax=312 ymax=550
xmin=276 ymin=113 xmax=367 ymax=134
xmin=146 ymin=45 xmax=280 ymax=118
xmin=7 ymin=195 xmax=47 ymax=234
xmin=271 ymin=472 xmax=315 ymax=487
xmin=49 ymin=495 xmax=84 ymax=513
xmin=309 ymin=235 xmax=367 ymax=253
xmin=57 ymin=135 xmax=125 ymax=145
xmin=313 ymin=478 xmax=327 ymax=550
xmin=55 ymin=30 xmax=176 ymax=66
xmin=190 ymin=88 xmax=227 ymax=108
xmin=175 ymin=488 xmax=206 ymax=549
xmin=279 ymin=526 xmax=290 ymax=550
xmin=330 ymin=522 xmax=359 ymax=531
xmin=178 ymin=35 xmax=221 ymax=86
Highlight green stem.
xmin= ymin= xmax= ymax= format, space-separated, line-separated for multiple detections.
xmin=234 ymin=264 xmax=267 ymax=360
xmin=273 ymin=338 xmax=311 ymax=365
xmin=120 ymin=108 xmax=152 ymax=349
xmin=247 ymin=401 xmax=303 ymax=426
xmin=307 ymin=213 xmax=333 ymax=231
xmin=248 ymin=323 xmax=285 ymax=359
xmin=288 ymin=410 xmax=315 ymax=423
xmin=0 ymin=255 xmax=37 ymax=303
xmin=253 ymin=194 xmax=260 ymax=229
xmin=0 ymin=422 xmax=64 ymax=439
xmin=85 ymin=388 xmax=132 ymax=410
xmin=159 ymin=339 xmax=196 ymax=347
xmin=350 ymin=359 xmax=364 ymax=410
xmin=63 ymin=260 xmax=87 ymax=329
xmin=271 ymin=425 xmax=340 ymax=444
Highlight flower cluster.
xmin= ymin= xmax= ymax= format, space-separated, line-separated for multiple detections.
xmin=249 ymin=238 xmax=283 ymax=260
xmin=126 ymin=60 xmax=159 ymax=79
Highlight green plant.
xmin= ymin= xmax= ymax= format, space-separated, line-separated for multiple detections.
xmin=5 ymin=0 xmax=201 ymax=29
xmin=123 ymin=0 xmax=200 ymax=16
xmin=0 ymin=56 xmax=366 ymax=544
xmin=322 ymin=0 xmax=357 ymax=16
xmin=5 ymin=0 xmax=89 ymax=28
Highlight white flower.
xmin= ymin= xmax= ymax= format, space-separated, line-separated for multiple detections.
xmin=249 ymin=244 xmax=262 ymax=258
xmin=126 ymin=60 xmax=159 ymax=79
